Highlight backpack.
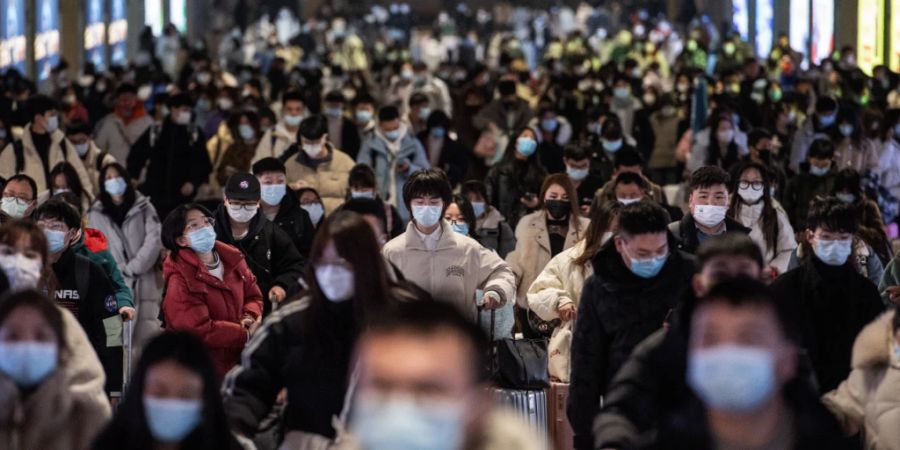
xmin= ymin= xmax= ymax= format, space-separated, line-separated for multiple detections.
xmin=73 ymin=254 xmax=91 ymax=303
xmin=0 ymin=140 xmax=25 ymax=173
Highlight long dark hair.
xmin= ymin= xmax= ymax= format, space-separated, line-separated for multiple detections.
xmin=540 ymin=173 xmax=582 ymax=233
xmin=450 ymin=194 xmax=479 ymax=241
xmin=573 ymin=199 xmax=622 ymax=269
xmin=92 ymin=332 xmax=240 ymax=450
xmin=728 ymin=161 xmax=779 ymax=256
xmin=49 ymin=162 xmax=88 ymax=201
xmin=98 ymin=162 xmax=137 ymax=225
xmin=705 ymin=114 xmax=739 ymax=168
xmin=301 ymin=211 xmax=392 ymax=340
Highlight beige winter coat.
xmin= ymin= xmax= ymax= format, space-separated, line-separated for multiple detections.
xmin=506 ymin=211 xmax=589 ymax=308
xmin=76 ymin=141 xmax=117 ymax=197
xmin=285 ymin=144 xmax=356 ymax=215
xmin=251 ymin=123 xmax=296 ymax=164
xmin=0 ymin=126 xmax=93 ymax=198
xmin=823 ymin=310 xmax=900 ymax=450
xmin=383 ymin=221 xmax=517 ymax=316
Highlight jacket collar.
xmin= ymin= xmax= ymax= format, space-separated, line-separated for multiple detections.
xmin=677 ymin=212 xmax=750 ymax=250
xmin=214 ymin=204 xmax=266 ymax=245
xmin=167 ymin=242 xmax=244 ymax=286
xmin=403 ymin=220 xmax=459 ymax=251
xmin=593 ymin=234 xmax=688 ymax=289
xmin=294 ymin=142 xmax=336 ymax=168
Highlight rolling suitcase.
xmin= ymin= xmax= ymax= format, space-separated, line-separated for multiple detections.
xmin=492 ymin=388 xmax=549 ymax=446
xmin=548 ymin=382 xmax=574 ymax=450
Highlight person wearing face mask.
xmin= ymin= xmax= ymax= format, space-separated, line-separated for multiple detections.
xmin=825 ymin=307 xmax=900 ymax=448
xmin=485 ymin=126 xmax=548 ymax=229
xmin=49 ymin=162 xmax=93 ymax=213
xmin=33 ymin=200 xmax=124 ymax=397
xmin=351 ymin=94 xmax=378 ymax=147
xmin=527 ymin=199 xmax=621 ymax=383
xmin=281 ymin=115 xmax=356 ymax=215
xmin=687 ymin=113 xmax=749 ymax=172
xmin=460 ymin=180 xmax=516 ymax=259
xmin=744 ymin=128 xmax=787 ymax=199
xmin=297 ymin=187 xmax=327 ymax=229
xmin=830 ymin=169 xmax=892 ymax=266
xmin=65 ymin=121 xmax=116 ymax=197
xmin=650 ymin=278 xmax=850 ymax=449
xmin=728 ymin=162 xmax=797 ymax=276
xmin=0 ymin=94 xmax=93 ymax=198
xmin=832 ymin=107 xmax=880 ymax=174
xmin=357 ymin=106 xmax=430 ymax=223
xmin=251 ymin=90 xmax=306 ymax=164
xmin=0 ymin=174 xmax=38 ymax=222
xmin=563 ymin=146 xmax=604 ymax=215
xmin=322 ymin=91 xmax=361 ymax=159
xmin=417 ymin=109 xmax=469 ymax=189
xmin=589 ymin=118 xmax=636 ymax=182
xmin=609 ymin=75 xmax=642 ymax=144
xmin=506 ymin=174 xmax=588 ymax=337
xmin=874 ymin=109 xmax=900 ymax=202
xmin=198 ymin=110 xmax=262 ymax=206
xmin=251 ymin=158 xmax=315 ymax=259
xmin=772 ymin=197 xmax=884 ymax=394
xmin=160 ymin=204 xmax=263 ymax=377
xmin=406 ymin=93 xmax=432 ymax=136
xmin=212 ymin=174 xmax=304 ymax=316
xmin=93 ymin=332 xmax=242 ymax=450
xmin=647 ymin=94 xmax=686 ymax=186
xmin=568 ymin=201 xmax=694 ymax=450
xmin=94 ymin=83 xmax=153 ymax=164
xmin=223 ymin=212 xmax=416 ymax=446
xmin=610 ymin=172 xmax=650 ymax=205
xmin=127 ymin=93 xmax=212 ymax=221
xmin=790 ymin=96 xmax=840 ymax=173
xmin=345 ymin=300 xmax=543 ymax=450
xmin=473 ymin=79 xmax=534 ymax=137
xmin=670 ymin=166 xmax=750 ymax=254
xmin=88 ymin=163 xmax=163 ymax=358
xmin=383 ymin=169 xmax=516 ymax=316
xmin=0 ymin=290 xmax=112 ymax=450
xmin=528 ymin=106 xmax=573 ymax=174
xmin=596 ymin=149 xmax=669 ymax=207
xmin=202 ymin=87 xmax=239 ymax=139
xmin=346 ymin=164 xmax=404 ymax=238
xmin=783 ymin=138 xmax=839 ymax=230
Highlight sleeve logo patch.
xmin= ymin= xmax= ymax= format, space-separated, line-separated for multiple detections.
xmin=105 ymin=295 xmax=117 ymax=313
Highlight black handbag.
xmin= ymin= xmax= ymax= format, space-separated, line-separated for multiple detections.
xmin=479 ymin=307 xmax=549 ymax=390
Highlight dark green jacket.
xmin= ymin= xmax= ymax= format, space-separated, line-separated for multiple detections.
xmin=72 ymin=228 xmax=134 ymax=309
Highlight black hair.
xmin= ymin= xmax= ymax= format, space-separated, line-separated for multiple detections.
xmin=0 ymin=289 xmax=67 ymax=360
xmin=378 ymin=105 xmax=400 ymax=122
xmin=282 ymin=90 xmax=305 ymax=105
xmin=114 ymin=82 xmax=137 ymax=96
xmin=92 ymin=332 xmax=240 ymax=450
xmin=573 ymin=199 xmax=622 ymax=268
xmin=617 ymin=201 xmax=670 ymax=237
xmin=425 ymin=109 xmax=450 ymax=130
xmin=364 ymin=300 xmax=490 ymax=383
xmin=728 ymin=161 xmax=780 ymax=253
xmin=32 ymin=199 xmax=82 ymax=230
xmin=98 ymin=162 xmax=137 ymax=226
xmin=688 ymin=166 xmax=730 ymax=193
xmin=614 ymin=172 xmax=649 ymax=190
xmin=251 ymin=157 xmax=287 ymax=176
xmin=323 ymin=90 xmax=344 ymax=103
xmin=65 ymin=120 xmax=92 ymax=137
xmin=408 ymin=92 xmax=429 ymax=107
xmin=832 ymin=168 xmax=862 ymax=198
xmin=815 ymin=96 xmax=838 ymax=113
xmin=167 ymin=93 xmax=192 ymax=108
xmin=563 ymin=145 xmax=590 ymax=161
xmin=25 ymin=94 xmax=57 ymax=120
xmin=460 ymin=180 xmax=488 ymax=203
xmin=352 ymin=93 xmax=376 ymax=107
xmin=4 ymin=174 xmax=38 ymax=201
xmin=402 ymin=169 xmax=453 ymax=216
xmin=450 ymin=194 xmax=478 ymax=241
xmin=340 ymin=198 xmax=388 ymax=234
xmin=747 ymin=128 xmax=772 ymax=148
xmin=160 ymin=203 xmax=214 ymax=255
xmin=49 ymin=162 xmax=87 ymax=200
xmin=497 ymin=79 xmax=517 ymax=97
xmin=298 ymin=115 xmax=328 ymax=140
xmin=806 ymin=196 xmax=859 ymax=234
xmin=613 ymin=148 xmax=644 ymax=169
xmin=601 ymin=119 xmax=624 ymax=141
xmin=696 ymin=233 xmax=765 ymax=271
xmin=348 ymin=164 xmax=377 ymax=190
xmin=807 ymin=138 xmax=835 ymax=159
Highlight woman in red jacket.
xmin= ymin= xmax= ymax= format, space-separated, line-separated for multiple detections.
xmin=160 ymin=203 xmax=263 ymax=378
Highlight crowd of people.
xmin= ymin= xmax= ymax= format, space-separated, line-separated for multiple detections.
xmin=0 ymin=1 xmax=900 ymax=449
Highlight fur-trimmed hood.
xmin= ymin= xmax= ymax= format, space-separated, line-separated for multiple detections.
xmin=851 ymin=310 xmax=896 ymax=369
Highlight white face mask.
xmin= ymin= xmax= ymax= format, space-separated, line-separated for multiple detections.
xmin=226 ymin=203 xmax=258 ymax=223
xmin=738 ymin=186 xmax=764 ymax=204
xmin=412 ymin=204 xmax=443 ymax=228
xmin=0 ymin=253 xmax=43 ymax=291
xmin=693 ymin=204 xmax=729 ymax=227
xmin=1 ymin=197 xmax=30 ymax=218
xmin=315 ymin=264 xmax=355 ymax=302
xmin=302 ymin=142 xmax=324 ymax=157
xmin=302 ymin=203 xmax=325 ymax=223
xmin=617 ymin=197 xmax=641 ymax=206
xmin=174 ymin=110 xmax=192 ymax=125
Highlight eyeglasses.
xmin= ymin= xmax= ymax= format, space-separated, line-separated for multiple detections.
xmin=184 ymin=217 xmax=215 ymax=233
xmin=228 ymin=203 xmax=258 ymax=211
xmin=36 ymin=220 xmax=68 ymax=232
xmin=738 ymin=181 xmax=764 ymax=191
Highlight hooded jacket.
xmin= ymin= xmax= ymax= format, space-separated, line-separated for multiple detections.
xmin=284 ymin=143 xmax=356 ymax=215
xmin=162 ymin=242 xmax=263 ymax=377
xmin=94 ymin=110 xmax=153 ymax=163
xmin=568 ymin=240 xmax=694 ymax=450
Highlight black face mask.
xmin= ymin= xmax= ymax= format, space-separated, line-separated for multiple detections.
xmin=545 ymin=200 xmax=570 ymax=220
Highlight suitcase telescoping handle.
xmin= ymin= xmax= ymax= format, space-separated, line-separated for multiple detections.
xmin=121 ymin=313 xmax=134 ymax=396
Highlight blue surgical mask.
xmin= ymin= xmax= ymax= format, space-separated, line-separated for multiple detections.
xmin=324 ymin=107 xmax=343 ymax=118
xmin=814 ymin=238 xmax=853 ymax=266
xmin=0 ymin=341 xmax=58 ymax=387
xmin=74 ymin=143 xmax=90 ymax=157
xmin=430 ymin=127 xmax=446 ymax=138
xmin=44 ymin=229 xmax=67 ymax=254
xmin=351 ymin=190 xmax=376 ymax=200
xmin=516 ymin=137 xmax=537 ymax=156
xmin=412 ymin=204 xmax=443 ymax=228
xmin=567 ymin=166 xmax=589 ymax=181
xmin=238 ymin=124 xmax=255 ymax=140
xmin=283 ymin=114 xmax=303 ymax=127
xmin=104 ymin=177 xmax=128 ymax=197
xmin=45 ymin=115 xmax=59 ymax=133
xmin=839 ymin=123 xmax=854 ymax=137
xmin=418 ymin=107 xmax=431 ymax=120
xmin=260 ymin=183 xmax=286 ymax=206
xmin=302 ymin=203 xmax=325 ymax=224
xmin=384 ymin=129 xmax=402 ymax=141
xmin=450 ymin=221 xmax=469 ymax=236
xmin=352 ymin=394 xmax=464 ymax=450
xmin=602 ymin=139 xmax=623 ymax=153
xmin=613 ymin=87 xmax=631 ymax=100
xmin=356 ymin=110 xmax=373 ymax=123
xmin=688 ymin=345 xmax=776 ymax=413
xmin=541 ymin=118 xmax=559 ymax=132
xmin=818 ymin=113 xmax=836 ymax=127
xmin=144 ymin=397 xmax=203 ymax=443
xmin=471 ymin=201 xmax=486 ymax=218
xmin=187 ymin=226 xmax=217 ymax=254
xmin=627 ymin=253 xmax=668 ymax=278
xmin=809 ymin=164 xmax=831 ymax=177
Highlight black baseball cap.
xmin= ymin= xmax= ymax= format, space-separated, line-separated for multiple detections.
xmin=224 ymin=173 xmax=261 ymax=201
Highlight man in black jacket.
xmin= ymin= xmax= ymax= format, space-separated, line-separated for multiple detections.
xmin=670 ymin=165 xmax=750 ymax=254
xmin=251 ymin=157 xmax=314 ymax=260
xmin=771 ymin=197 xmax=884 ymax=393
xmin=127 ymin=93 xmax=212 ymax=220
xmin=214 ymin=173 xmax=304 ymax=315
xmin=34 ymin=199 xmax=122 ymax=395
xmin=568 ymin=201 xmax=694 ymax=450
